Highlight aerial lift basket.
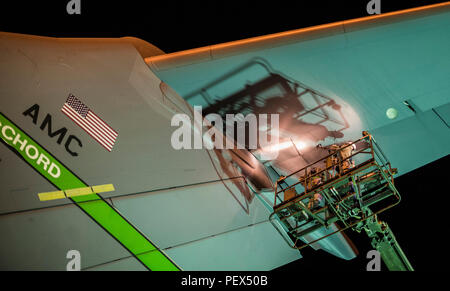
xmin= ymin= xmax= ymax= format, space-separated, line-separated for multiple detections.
xmin=269 ymin=132 xmax=413 ymax=271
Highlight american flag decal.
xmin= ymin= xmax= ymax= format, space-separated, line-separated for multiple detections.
xmin=62 ymin=94 xmax=118 ymax=152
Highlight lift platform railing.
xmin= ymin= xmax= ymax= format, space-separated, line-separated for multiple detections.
xmin=269 ymin=132 xmax=402 ymax=252
xmin=273 ymin=133 xmax=396 ymax=208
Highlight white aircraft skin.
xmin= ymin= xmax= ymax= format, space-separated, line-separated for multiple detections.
xmin=0 ymin=3 xmax=449 ymax=270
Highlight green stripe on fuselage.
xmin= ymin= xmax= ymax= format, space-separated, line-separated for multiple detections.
xmin=0 ymin=112 xmax=180 ymax=271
